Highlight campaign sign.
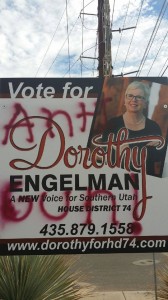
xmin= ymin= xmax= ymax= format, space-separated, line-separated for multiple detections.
xmin=0 ymin=77 xmax=168 ymax=255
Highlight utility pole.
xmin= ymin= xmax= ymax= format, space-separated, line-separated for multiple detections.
xmin=98 ymin=0 xmax=112 ymax=77
xmin=81 ymin=1 xmax=137 ymax=77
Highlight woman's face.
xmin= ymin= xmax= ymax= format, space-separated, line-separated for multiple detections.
xmin=125 ymin=87 xmax=147 ymax=113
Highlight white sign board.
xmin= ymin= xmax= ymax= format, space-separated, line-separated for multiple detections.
xmin=0 ymin=77 xmax=168 ymax=255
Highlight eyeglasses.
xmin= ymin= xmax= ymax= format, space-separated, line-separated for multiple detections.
xmin=126 ymin=94 xmax=145 ymax=101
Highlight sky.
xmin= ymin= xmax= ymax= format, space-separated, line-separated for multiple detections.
xmin=0 ymin=0 xmax=168 ymax=78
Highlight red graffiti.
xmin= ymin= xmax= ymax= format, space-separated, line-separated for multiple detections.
xmin=2 ymin=103 xmax=34 ymax=145
xmin=0 ymin=181 xmax=145 ymax=241
xmin=76 ymin=102 xmax=95 ymax=132
xmin=84 ymin=189 xmax=119 ymax=224
xmin=39 ymin=191 xmax=70 ymax=221
xmin=0 ymin=183 xmax=121 ymax=226
xmin=132 ymin=222 xmax=142 ymax=235
xmin=0 ymin=183 xmax=33 ymax=222
xmin=129 ymin=174 xmax=142 ymax=235
xmin=2 ymin=102 xmax=95 ymax=145
xmin=41 ymin=108 xmax=73 ymax=138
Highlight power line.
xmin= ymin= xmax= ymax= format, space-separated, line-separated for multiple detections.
xmin=63 ymin=41 xmax=100 ymax=77
xmin=64 ymin=0 xmax=101 ymax=77
xmin=81 ymin=0 xmax=84 ymax=77
xmin=45 ymin=0 xmax=97 ymax=77
xmin=138 ymin=0 xmax=168 ymax=75
xmin=79 ymin=12 xmax=97 ymax=30
xmin=80 ymin=3 xmax=99 ymax=77
xmin=137 ymin=0 xmax=168 ymax=76
xmin=34 ymin=3 xmax=68 ymax=77
xmin=113 ymin=0 xmax=131 ymax=68
xmin=158 ymin=57 xmax=168 ymax=76
xmin=66 ymin=0 xmax=70 ymax=76
xmin=121 ymin=0 xmax=145 ymax=73
xmin=147 ymin=30 xmax=168 ymax=75
xmin=82 ymin=0 xmax=96 ymax=10
xmin=44 ymin=15 xmax=80 ymax=77
xmin=161 ymin=64 xmax=168 ymax=76
xmin=80 ymin=57 xmax=98 ymax=70
xmin=92 ymin=35 xmax=98 ymax=76
xmin=63 ymin=57 xmax=80 ymax=77
xmin=80 ymin=0 xmax=97 ymax=76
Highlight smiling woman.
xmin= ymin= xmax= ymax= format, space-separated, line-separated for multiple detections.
xmin=123 ymin=81 xmax=150 ymax=130
xmin=101 ymin=80 xmax=166 ymax=177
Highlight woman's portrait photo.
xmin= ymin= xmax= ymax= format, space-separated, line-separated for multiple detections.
xmin=89 ymin=77 xmax=168 ymax=178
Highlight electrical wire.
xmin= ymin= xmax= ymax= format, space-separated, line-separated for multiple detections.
xmin=81 ymin=0 xmax=96 ymax=10
xmin=79 ymin=14 xmax=97 ymax=30
xmin=158 ymin=58 xmax=168 ymax=77
xmin=63 ymin=40 xmax=101 ymax=77
xmin=161 ymin=64 xmax=168 ymax=76
xmin=113 ymin=0 xmax=131 ymax=69
xmin=34 ymin=2 xmax=69 ymax=77
xmin=80 ymin=0 xmax=98 ymax=76
xmin=66 ymin=0 xmax=70 ymax=76
xmin=147 ymin=30 xmax=168 ymax=75
xmin=63 ymin=0 xmax=101 ymax=77
xmin=80 ymin=41 xmax=103 ymax=58
xmin=121 ymin=0 xmax=145 ymax=73
xmin=81 ymin=0 xmax=84 ymax=77
xmin=44 ymin=15 xmax=80 ymax=77
xmin=63 ymin=57 xmax=81 ymax=77
xmin=138 ymin=0 xmax=168 ymax=75
xmin=25 ymin=0 xmax=168 ymax=78
xmin=92 ymin=35 xmax=98 ymax=76
xmin=79 ymin=0 xmax=97 ymax=31
xmin=137 ymin=0 xmax=168 ymax=76
xmin=45 ymin=0 xmax=97 ymax=77
xmin=80 ymin=57 xmax=97 ymax=71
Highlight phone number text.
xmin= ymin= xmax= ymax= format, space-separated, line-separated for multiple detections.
xmin=39 ymin=223 xmax=134 ymax=236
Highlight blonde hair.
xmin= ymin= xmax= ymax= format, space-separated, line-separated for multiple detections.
xmin=125 ymin=81 xmax=150 ymax=102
